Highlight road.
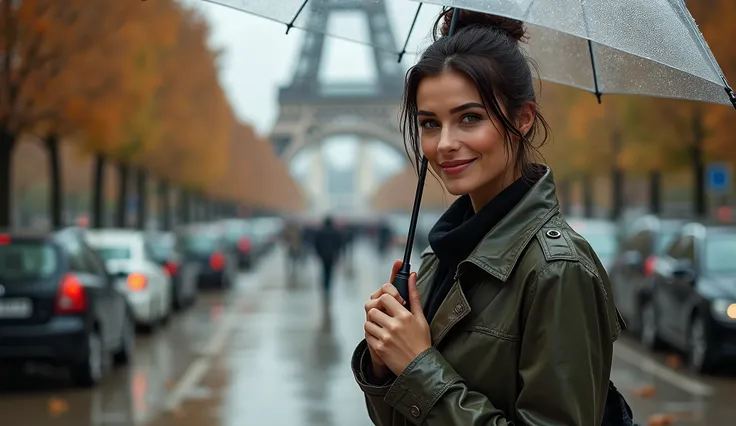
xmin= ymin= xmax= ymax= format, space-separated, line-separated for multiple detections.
xmin=1 ymin=241 xmax=735 ymax=425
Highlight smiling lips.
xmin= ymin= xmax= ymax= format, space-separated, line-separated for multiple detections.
xmin=440 ymin=159 xmax=476 ymax=175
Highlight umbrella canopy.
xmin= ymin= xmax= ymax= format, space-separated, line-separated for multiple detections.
xmin=203 ymin=0 xmax=734 ymax=107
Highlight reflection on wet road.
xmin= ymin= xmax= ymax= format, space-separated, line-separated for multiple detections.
xmin=2 ymin=242 xmax=736 ymax=425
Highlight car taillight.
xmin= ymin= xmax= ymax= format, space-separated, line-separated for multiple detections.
xmin=238 ymin=237 xmax=251 ymax=253
xmin=210 ymin=252 xmax=225 ymax=271
xmin=127 ymin=273 xmax=148 ymax=292
xmin=0 ymin=234 xmax=10 ymax=245
xmin=164 ymin=261 xmax=178 ymax=276
xmin=55 ymin=274 xmax=87 ymax=314
xmin=644 ymin=256 xmax=656 ymax=276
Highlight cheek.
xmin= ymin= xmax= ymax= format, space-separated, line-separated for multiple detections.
xmin=420 ymin=134 xmax=438 ymax=160
xmin=467 ymin=126 xmax=506 ymax=157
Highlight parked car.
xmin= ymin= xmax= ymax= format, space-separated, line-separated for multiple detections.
xmin=567 ymin=218 xmax=618 ymax=270
xmin=147 ymin=231 xmax=199 ymax=311
xmin=0 ymin=228 xmax=134 ymax=387
xmin=176 ymin=226 xmax=237 ymax=289
xmin=641 ymin=222 xmax=736 ymax=373
xmin=85 ymin=229 xmax=173 ymax=330
xmin=220 ymin=219 xmax=255 ymax=269
xmin=608 ymin=215 xmax=685 ymax=335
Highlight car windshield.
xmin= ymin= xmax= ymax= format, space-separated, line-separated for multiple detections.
xmin=655 ymin=229 xmax=680 ymax=253
xmin=581 ymin=232 xmax=618 ymax=261
xmin=184 ymin=236 xmax=217 ymax=254
xmin=93 ymin=246 xmax=132 ymax=261
xmin=0 ymin=242 xmax=58 ymax=281
xmin=149 ymin=240 xmax=172 ymax=261
xmin=704 ymin=235 xmax=736 ymax=274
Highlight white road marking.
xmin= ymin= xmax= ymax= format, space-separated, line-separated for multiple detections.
xmin=164 ymin=358 xmax=211 ymax=411
xmin=614 ymin=341 xmax=714 ymax=397
xmin=164 ymin=293 xmax=242 ymax=412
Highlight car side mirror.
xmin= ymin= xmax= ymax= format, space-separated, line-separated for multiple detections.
xmin=672 ymin=259 xmax=696 ymax=282
xmin=622 ymin=250 xmax=644 ymax=271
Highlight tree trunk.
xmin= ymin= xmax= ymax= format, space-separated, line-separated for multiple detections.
xmin=582 ymin=176 xmax=594 ymax=218
xmin=45 ymin=134 xmax=63 ymax=229
xmin=649 ymin=170 xmax=661 ymax=215
xmin=0 ymin=129 xmax=16 ymax=228
xmin=179 ymin=189 xmax=189 ymax=224
xmin=91 ymin=154 xmax=106 ymax=228
xmin=136 ymin=168 xmax=147 ymax=230
xmin=557 ymin=180 xmax=571 ymax=215
xmin=691 ymin=111 xmax=706 ymax=218
xmin=116 ymin=163 xmax=129 ymax=228
xmin=159 ymin=180 xmax=171 ymax=231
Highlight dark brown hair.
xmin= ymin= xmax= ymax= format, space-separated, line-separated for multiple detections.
xmin=400 ymin=8 xmax=549 ymax=179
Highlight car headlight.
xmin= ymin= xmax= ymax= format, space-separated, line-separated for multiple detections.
xmin=710 ymin=299 xmax=736 ymax=321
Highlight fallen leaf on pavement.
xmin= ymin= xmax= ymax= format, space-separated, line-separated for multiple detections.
xmin=47 ymin=397 xmax=69 ymax=417
xmin=648 ymin=413 xmax=676 ymax=426
xmin=665 ymin=354 xmax=683 ymax=369
xmin=633 ymin=385 xmax=657 ymax=398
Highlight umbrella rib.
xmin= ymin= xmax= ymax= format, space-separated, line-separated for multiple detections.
xmin=580 ymin=0 xmax=602 ymax=103
xmin=398 ymin=3 xmax=423 ymax=63
xmin=286 ymin=0 xmax=311 ymax=35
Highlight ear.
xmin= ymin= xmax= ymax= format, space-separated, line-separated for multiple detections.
xmin=516 ymin=101 xmax=535 ymax=137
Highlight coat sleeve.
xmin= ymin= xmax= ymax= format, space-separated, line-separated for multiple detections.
xmin=381 ymin=260 xmax=617 ymax=425
xmin=351 ymin=339 xmax=397 ymax=426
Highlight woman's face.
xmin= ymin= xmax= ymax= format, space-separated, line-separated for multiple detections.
xmin=416 ymin=70 xmax=529 ymax=210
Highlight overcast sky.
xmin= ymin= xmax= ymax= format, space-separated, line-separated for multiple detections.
xmin=182 ymin=0 xmax=442 ymax=175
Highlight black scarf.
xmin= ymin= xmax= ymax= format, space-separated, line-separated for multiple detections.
xmin=424 ymin=174 xmax=537 ymax=324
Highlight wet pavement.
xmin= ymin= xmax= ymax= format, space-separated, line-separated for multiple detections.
xmin=1 ymin=241 xmax=736 ymax=425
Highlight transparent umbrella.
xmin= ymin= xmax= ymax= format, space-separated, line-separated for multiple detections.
xmin=203 ymin=0 xmax=735 ymax=301
xmin=204 ymin=0 xmax=735 ymax=107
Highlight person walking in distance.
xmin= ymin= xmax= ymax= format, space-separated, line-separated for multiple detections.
xmin=314 ymin=215 xmax=343 ymax=302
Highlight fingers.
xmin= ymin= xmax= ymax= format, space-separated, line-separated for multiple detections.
xmin=364 ymin=319 xmax=388 ymax=341
xmin=374 ymin=282 xmax=405 ymax=303
xmin=408 ymin=272 xmax=424 ymax=317
xmin=366 ymin=306 xmax=393 ymax=329
xmin=378 ymin=293 xmax=409 ymax=317
xmin=389 ymin=259 xmax=402 ymax=282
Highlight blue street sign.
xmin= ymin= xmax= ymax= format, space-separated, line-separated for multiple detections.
xmin=706 ymin=163 xmax=731 ymax=193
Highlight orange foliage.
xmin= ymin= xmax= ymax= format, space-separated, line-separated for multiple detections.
xmin=216 ymin=123 xmax=305 ymax=212
xmin=1 ymin=0 xmax=268 ymax=204
xmin=139 ymin=5 xmax=232 ymax=189
xmin=539 ymin=1 xmax=736 ymax=179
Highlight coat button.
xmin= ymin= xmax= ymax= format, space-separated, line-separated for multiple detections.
xmin=545 ymin=229 xmax=561 ymax=239
xmin=453 ymin=304 xmax=464 ymax=315
xmin=409 ymin=405 xmax=421 ymax=418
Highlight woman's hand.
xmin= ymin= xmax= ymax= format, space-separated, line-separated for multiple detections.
xmin=364 ymin=260 xmax=407 ymax=380
xmin=364 ymin=268 xmax=431 ymax=377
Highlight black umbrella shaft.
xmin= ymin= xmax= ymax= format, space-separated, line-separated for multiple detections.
xmin=392 ymin=157 xmax=429 ymax=303
xmin=392 ymin=9 xmax=458 ymax=305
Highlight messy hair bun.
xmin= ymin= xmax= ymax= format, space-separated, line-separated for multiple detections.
xmin=438 ymin=8 xmax=527 ymax=42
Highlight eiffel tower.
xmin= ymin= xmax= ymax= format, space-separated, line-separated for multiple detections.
xmin=269 ymin=0 xmax=406 ymax=212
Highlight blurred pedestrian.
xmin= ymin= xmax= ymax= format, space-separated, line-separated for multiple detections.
xmin=351 ymin=9 xmax=632 ymax=426
xmin=283 ymin=221 xmax=303 ymax=284
xmin=313 ymin=215 xmax=343 ymax=302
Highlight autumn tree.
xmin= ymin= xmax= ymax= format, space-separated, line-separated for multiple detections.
xmin=217 ymin=123 xmax=305 ymax=213
xmin=615 ymin=0 xmax=736 ymax=217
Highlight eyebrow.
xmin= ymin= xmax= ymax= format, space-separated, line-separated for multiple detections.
xmin=416 ymin=102 xmax=485 ymax=117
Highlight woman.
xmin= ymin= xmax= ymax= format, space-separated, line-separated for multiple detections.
xmin=351 ymin=8 xmax=626 ymax=426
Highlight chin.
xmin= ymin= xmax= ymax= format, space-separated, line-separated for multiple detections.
xmin=442 ymin=179 xmax=476 ymax=197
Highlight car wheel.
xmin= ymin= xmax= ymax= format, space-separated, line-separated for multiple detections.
xmin=640 ymin=300 xmax=662 ymax=350
xmin=71 ymin=330 xmax=105 ymax=387
xmin=689 ymin=315 xmax=716 ymax=374
xmin=113 ymin=314 xmax=135 ymax=366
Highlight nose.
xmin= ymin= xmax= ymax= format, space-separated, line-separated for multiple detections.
xmin=437 ymin=126 xmax=460 ymax=154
